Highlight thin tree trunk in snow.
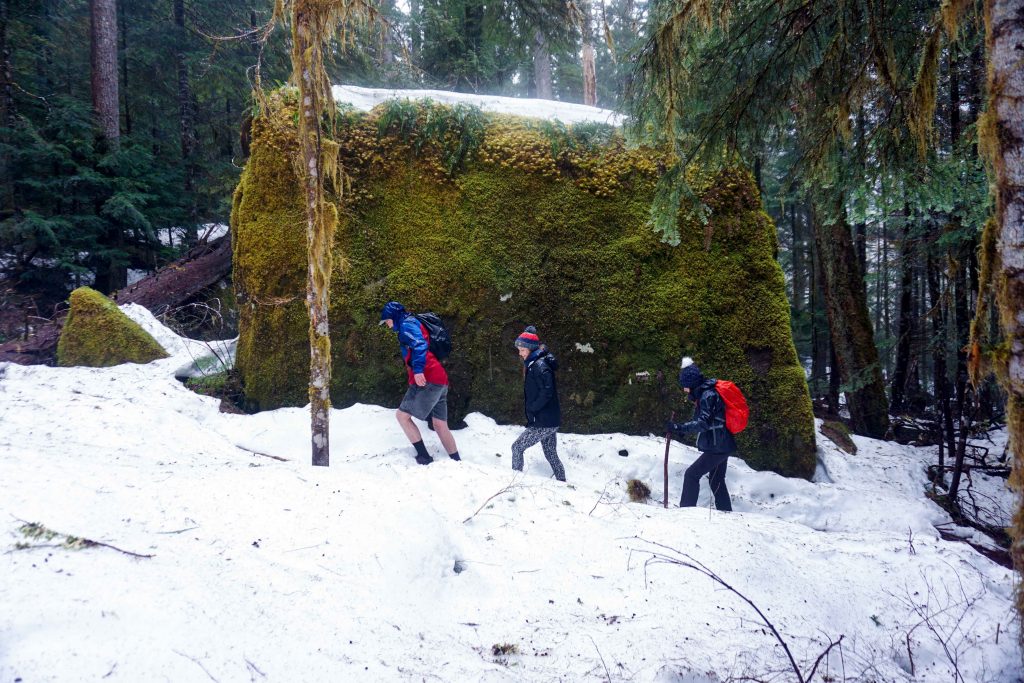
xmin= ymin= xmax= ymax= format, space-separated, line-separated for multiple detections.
xmin=90 ymin=0 xmax=119 ymax=149
xmin=295 ymin=9 xmax=332 ymax=467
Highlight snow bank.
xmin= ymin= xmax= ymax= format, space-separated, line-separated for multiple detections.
xmin=0 ymin=307 xmax=1019 ymax=682
xmin=333 ymin=84 xmax=624 ymax=126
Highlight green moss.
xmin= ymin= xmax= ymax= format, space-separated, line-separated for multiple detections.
xmin=56 ymin=287 xmax=168 ymax=367
xmin=232 ymin=96 xmax=817 ymax=478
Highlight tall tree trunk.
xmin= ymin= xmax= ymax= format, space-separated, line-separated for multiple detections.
xmin=174 ymin=0 xmax=198 ymax=245
xmin=533 ymin=28 xmax=552 ymax=100
xmin=810 ymin=219 xmax=826 ymax=403
xmin=462 ymin=0 xmax=483 ymax=91
xmin=408 ymin=0 xmax=421 ymax=57
xmin=294 ymin=8 xmax=333 ymax=467
xmin=811 ymin=196 xmax=890 ymax=437
xmin=581 ymin=0 xmax=596 ymax=106
xmin=90 ymin=0 xmax=120 ymax=149
xmin=0 ymin=0 xmax=13 ymax=213
xmin=891 ymin=211 xmax=914 ymax=413
xmin=982 ymin=0 xmax=1024 ymax=641
xmin=790 ymin=202 xmax=804 ymax=314
xmin=926 ymin=257 xmax=952 ymax=470
xmin=91 ymin=0 xmax=127 ymax=296
xmin=0 ymin=0 xmax=14 ymax=128
xmin=117 ymin=0 xmax=130 ymax=136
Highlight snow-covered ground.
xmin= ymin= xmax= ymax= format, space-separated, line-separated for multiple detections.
xmin=0 ymin=307 xmax=1020 ymax=682
xmin=333 ymin=84 xmax=624 ymax=126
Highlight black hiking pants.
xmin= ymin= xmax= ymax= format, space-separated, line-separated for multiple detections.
xmin=680 ymin=450 xmax=733 ymax=511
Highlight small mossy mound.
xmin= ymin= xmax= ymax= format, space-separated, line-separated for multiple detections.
xmin=626 ymin=479 xmax=652 ymax=503
xmin=232 ymin=92 xmax=817 ymax=478
xmin=56 ymin=287 xmax=168 ymax=367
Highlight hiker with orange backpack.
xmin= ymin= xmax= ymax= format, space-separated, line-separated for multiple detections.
xmin=665 ymin=357 xmax=748 ymax=511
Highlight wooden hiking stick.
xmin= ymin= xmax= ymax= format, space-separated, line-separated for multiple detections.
xmin=663 ymin=410 xmax=674 ymax=508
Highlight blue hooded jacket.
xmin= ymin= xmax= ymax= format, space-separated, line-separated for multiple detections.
xmin=381 ymin=301 xmax=446 ymax=384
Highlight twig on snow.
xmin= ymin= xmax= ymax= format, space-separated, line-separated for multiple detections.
xmin=588 ymin=634 xmax=611 ymax=682
xmin=463 ymin=477 xmax=523 ymax=524
xmin=245 ymin=657 xmax=266 ymax=681
xmin=173 ymin=650 xmax=220 ymax=682
xmin=635 ymin=537 xmax=842 ymax=683
xmin=241 ymin=448 xmax=289 ymax=462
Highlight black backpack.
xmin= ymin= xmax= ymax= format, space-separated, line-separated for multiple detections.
xmin=413 ymin=312 xmax=452 ymax=361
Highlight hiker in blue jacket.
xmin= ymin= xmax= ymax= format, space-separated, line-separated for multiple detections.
xmin=511 ymin=326 xmax=566 ymax=481
xmin=379 ymin=301 xmax=460 ymax=465
xmin=665 ymin=357 xmax=734 ymax=511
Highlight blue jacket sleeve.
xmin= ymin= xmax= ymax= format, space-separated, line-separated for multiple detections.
xmin=398 ymin=318 xmax=428 ymax=373
xmin=677 ymin=391 xmax=720 ymax=434
xmin=525 ymin=363 xmax=554 ymax=414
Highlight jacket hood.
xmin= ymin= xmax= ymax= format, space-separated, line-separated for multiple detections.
xmin=380 ymin=301 xmax=407 ymax=327
xmin=691 ymin=377 xmax=717 ymax=402
xmin=528 ymin=348 xmax=558 ymax=371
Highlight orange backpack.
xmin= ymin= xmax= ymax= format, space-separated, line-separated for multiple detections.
xmin=714 ymin=380 xmax=749 ymax=434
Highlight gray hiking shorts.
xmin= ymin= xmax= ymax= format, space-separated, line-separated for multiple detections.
xmin=399 ymin=382 xmax=449 ymax=422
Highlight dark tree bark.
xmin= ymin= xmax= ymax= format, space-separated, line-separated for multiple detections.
xmin=810 ymin=221 xmax=826 ymax=402
xmin=117 ymin=0 xmax=130 ymax=135
xmin=927 ymin=255 xmax=956 ymax=476
xmin=90 ymin=0 xmax=120 ymax=149
xmin=174 ymin=0 xmax=198 ymax=245
xmin=0 ymin=0 xmax=14 ymax=128
xmin=811 ymin=196 xmax=890 ymax=437
xmin=891 ymin=213 xmax=914 ymax=414
xmin=790 ymin=202 xmax=805 ymax=313
xmin=533 ymin=28 xmax=552 ymax=100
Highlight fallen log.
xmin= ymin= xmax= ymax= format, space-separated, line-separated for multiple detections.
xmin=0 ymin=235 xmax=232 ymax=365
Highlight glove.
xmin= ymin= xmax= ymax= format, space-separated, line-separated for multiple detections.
xmin=665 ymin=420 xmax=680 ymax=435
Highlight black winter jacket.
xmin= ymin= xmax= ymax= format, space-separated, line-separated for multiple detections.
xmin=672 ymin=379 xmax=737 ymax=455
xmin=523 ymin=349 xmax=561 ymax=428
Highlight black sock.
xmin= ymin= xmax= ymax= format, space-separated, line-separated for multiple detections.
xmin=412 ymin=440 xmax=430 ymax=459
xmin=449 ymin=451 xmax=461 ymax=461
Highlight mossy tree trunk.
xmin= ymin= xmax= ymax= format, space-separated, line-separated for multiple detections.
xmin=982 ymin=0 xmax=1024 ymax=647
xmin=294 ymin=7 xmax=333 ymax=468
xmin=811 ymin=196 xmax=890 ymax=438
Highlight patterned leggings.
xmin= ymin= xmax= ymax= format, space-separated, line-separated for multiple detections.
xmin=511 ymin=426 xmax=565 ymax=481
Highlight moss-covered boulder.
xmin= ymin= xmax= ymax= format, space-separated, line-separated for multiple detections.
xmin=231 ymin=92 xmax=817 ymax=477
xmin=56 ymin=287 xmax=168 ymax=367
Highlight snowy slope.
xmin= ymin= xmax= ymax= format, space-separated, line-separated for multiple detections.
xmin=0 ymin=307 xmax=1019 ymax=682
xmin=333 ymin=84 xmax=624 ymax=126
